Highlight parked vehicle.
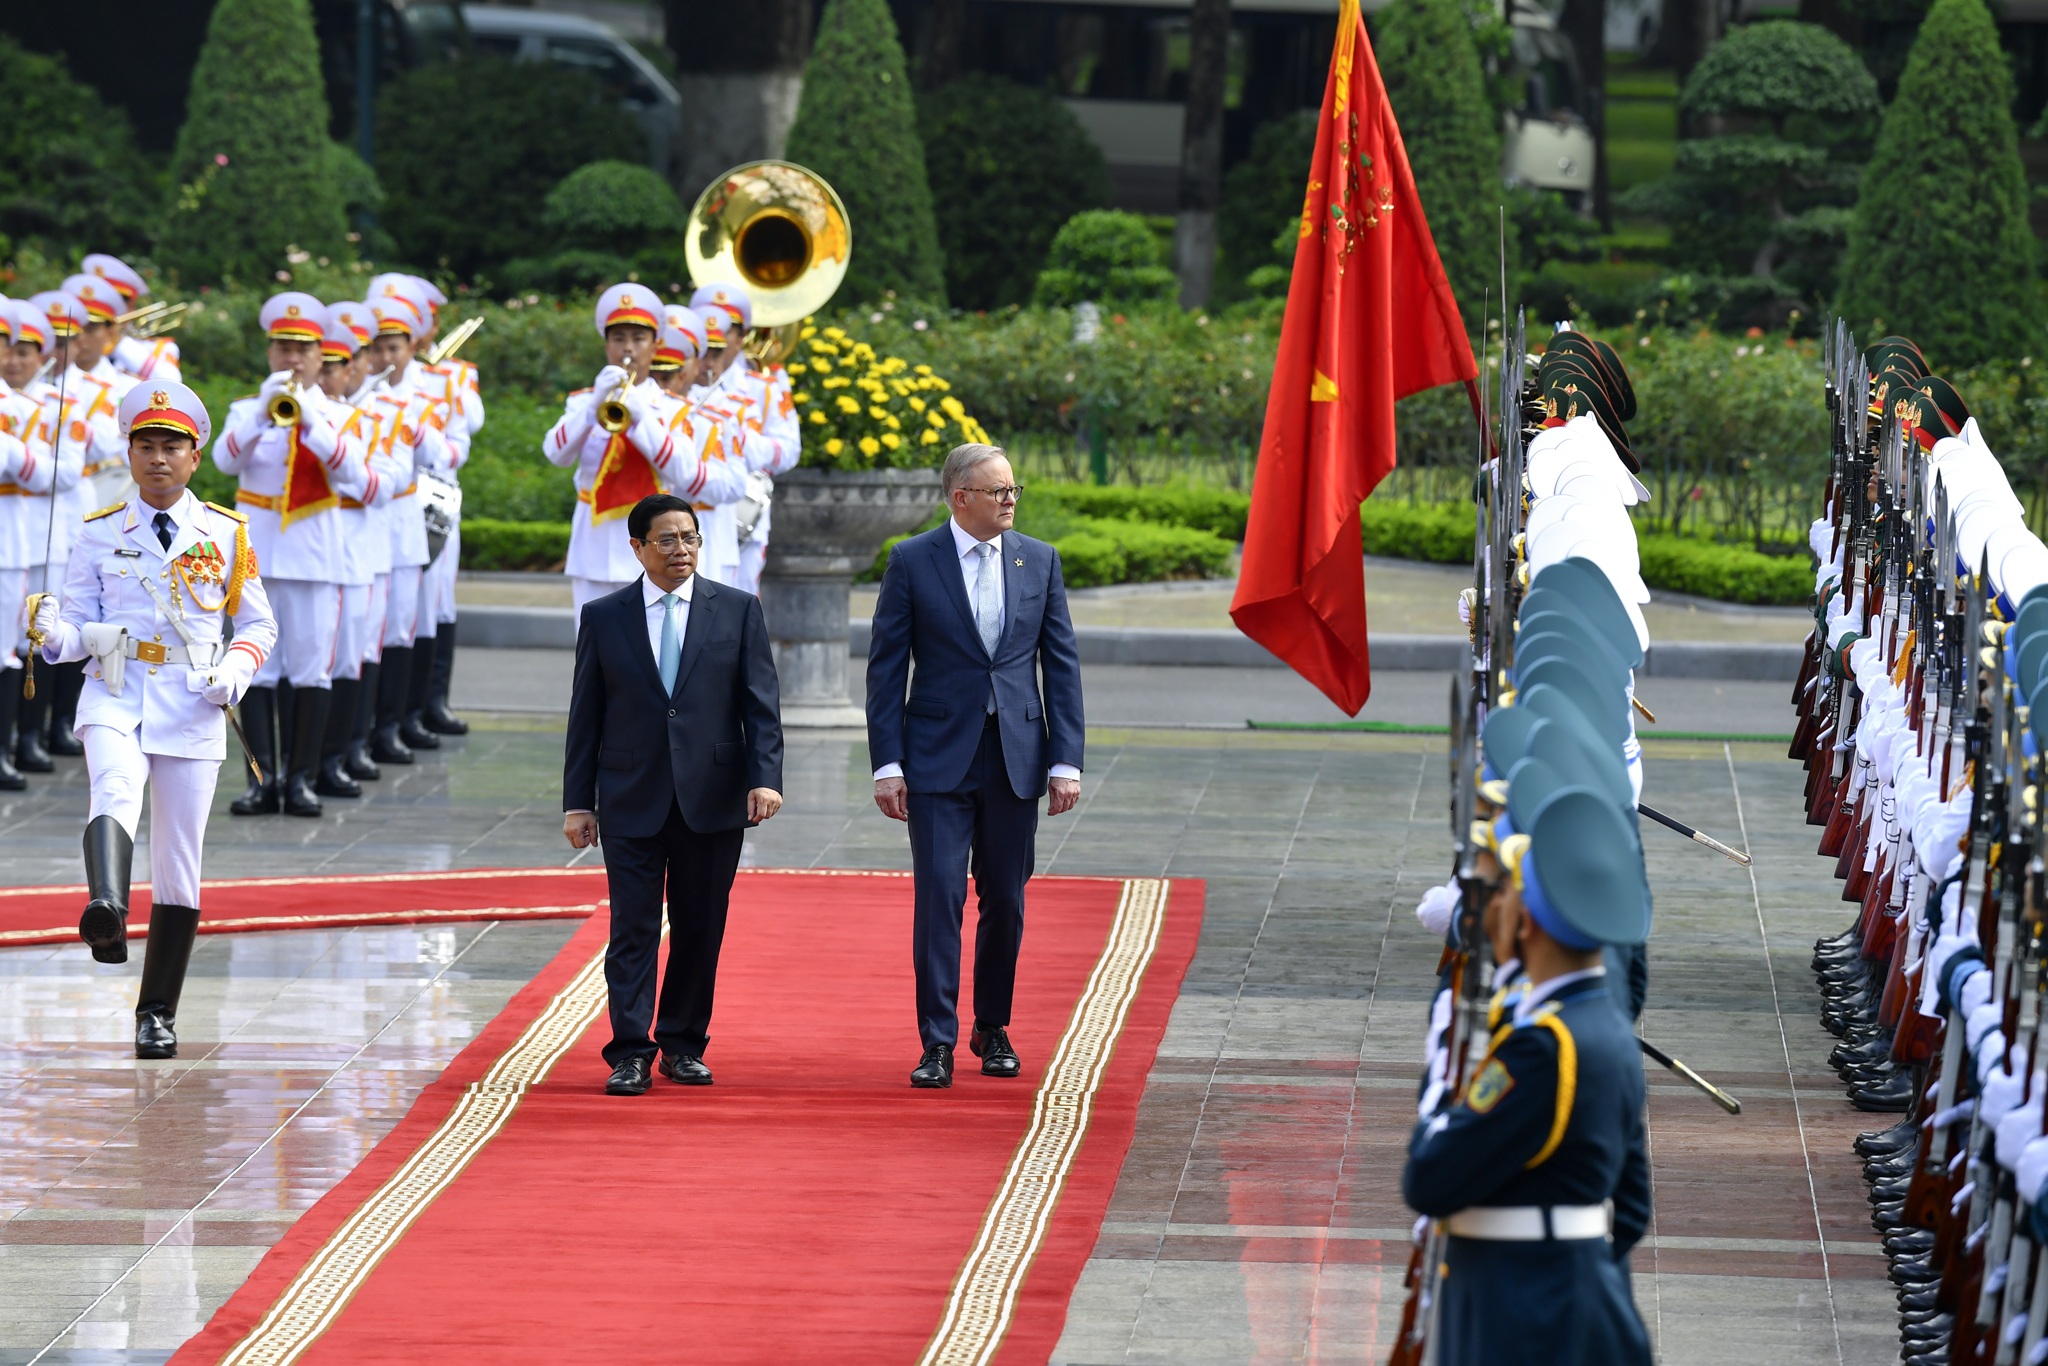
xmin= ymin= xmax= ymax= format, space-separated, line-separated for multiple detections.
xmin=1503 ymin=1 xmax=1598 ymax=199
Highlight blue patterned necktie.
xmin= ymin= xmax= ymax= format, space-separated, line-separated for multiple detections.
xmin=974 ymin=542 xmax=1000 ymax=656
xmin=658 ymin=592 xmax=681 ymax=693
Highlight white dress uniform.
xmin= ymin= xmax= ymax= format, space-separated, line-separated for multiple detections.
xmin=6 ymin=300 xmax=85 ymax=651
xmin=34 ymin=384 xmax=277 ymax=1061
xmin=544 ymin=284 xmax=748 ymax=613
xmin=0 ymin=372 xmax=47 ymax=673
xmin=79 ymin=254 xmax=183 ymax=385
xmin=679 ymin=385 xmax=758 ymax=588
xmin=211 ymin=294 xmax=367 ymax=690
xmin=692 ymin=285 xmax=802 ymax=593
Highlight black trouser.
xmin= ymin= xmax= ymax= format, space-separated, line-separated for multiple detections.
xmin=908 ymin=716 xmax=1038 ymax=1048
xmin=600 ymin=800 xmax=745 ymax=1067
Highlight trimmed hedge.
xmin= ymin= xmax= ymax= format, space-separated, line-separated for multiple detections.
xmin=461 ymin=519 xmax=570 ymax=572
xmin=1031 ymin=483 xmax=1250 ymax=540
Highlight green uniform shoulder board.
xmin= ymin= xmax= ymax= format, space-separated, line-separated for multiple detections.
xmin=206 ymin=501 xmax=249 ymax=524
xmin=83 ymin=502 xmax=125 ymax=523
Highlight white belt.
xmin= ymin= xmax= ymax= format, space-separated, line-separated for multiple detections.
xmin=1444 ymin=1204 xmax=1611 ymax=1241
xmin=121 ymin=638 xmax=219 ymax=667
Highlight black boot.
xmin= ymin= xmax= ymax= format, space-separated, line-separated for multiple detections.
xmin=48 ymin=658 xmax=84 ymax=756
xmin=372 ymin=647 xmax=415 ymax=764
xmin=400 ymin=635 xmax=440 ymax=750
xmin=314 ymin=676 xmax=362 ymax=798
xmin=229 ymin=685 xmax=281 ymax=815
xmin=346 ymin=660 xmax=382 ymax=781
xmin=283 ymin=686 xmax=331 ymax=817
xmin=422 ymin=623 xmax=468 ymax=735
xmin=79 ymin=814 xmax=134 ymax=964
xmin=16 ymin=657 xmax=52 ymax=772
xmin=134 ymin=904 xmax=201 ymax=1059
xmin=0 ymin=666 xmax=27 ymax=790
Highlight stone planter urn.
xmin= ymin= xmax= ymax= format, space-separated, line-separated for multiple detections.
xmin=760 ymin=466 xmax=943 ymax=727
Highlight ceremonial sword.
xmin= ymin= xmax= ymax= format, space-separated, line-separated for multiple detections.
xmin=1638 ymin=801 xmax=1752 ymax=865
xmin=1637 ymin=1036 xmax=1742 ymax=1114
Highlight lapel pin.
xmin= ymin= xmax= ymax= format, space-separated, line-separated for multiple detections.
xmin=1014 ymin=558 xmax=1023 ymax=566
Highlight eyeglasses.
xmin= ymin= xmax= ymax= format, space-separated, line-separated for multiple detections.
xmin=638 ymin=532 xmax=702 ymax=551
xmin=965 ymin=484 xmax=1025 ymax=503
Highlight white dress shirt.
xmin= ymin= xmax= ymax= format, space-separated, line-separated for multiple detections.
xmin=873 ymin=519 xmax=1079 ymax=785
xmin=643 ymin=570 xmax=695 ymax=662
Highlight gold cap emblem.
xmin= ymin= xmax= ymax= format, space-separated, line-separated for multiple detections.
xmin=150 ymin=390 xmax=169 ymax=407
xmin=621 ymin=292 xmax=634 ymax=306
xmin=285 ymin=304 xmax=301 ymax=317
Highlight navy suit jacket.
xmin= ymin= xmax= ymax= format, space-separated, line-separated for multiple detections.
xmin=865 ymin=523 xmax=1084 ymax=799
xmin=563 ymin=575 xmax=783 ymax=838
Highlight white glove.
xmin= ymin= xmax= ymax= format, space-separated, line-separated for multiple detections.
xmin=593 ymin=365 xmax=629 ymax=397
xmin=28 ymin=594 xmax=59 ymax=639
xmin=259 ymin=369 xmax=298 ymax=402
xmin=1416 ymin=879 xmax=1460 ymax=938
xmin=621 ymin=381 xmax=651 ymax=424
xmin=199 ymin=653 xmax=255 ymax=707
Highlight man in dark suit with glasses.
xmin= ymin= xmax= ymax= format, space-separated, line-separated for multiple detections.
xmin=866 ymin=443 xmax=1085 ymax=1089
xmin=563 ymin=493 xmax=784 ymax=1096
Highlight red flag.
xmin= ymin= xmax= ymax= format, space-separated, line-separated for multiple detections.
xmin=1229 ymin=0 xmax=1478 ymax=716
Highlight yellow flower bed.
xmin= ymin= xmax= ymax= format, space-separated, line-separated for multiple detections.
xmin=785 ymin=323 xmax=994 ymax=471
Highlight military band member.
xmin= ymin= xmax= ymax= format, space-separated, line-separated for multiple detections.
xmin=652 ymin=305 xmax=705 ymax=396
xmin=81 ymin=253 xmax=182 ymax=384
xmin=1403 ymin=782 xmax=1654 ymax=1366
xmin=363 ymin=295 xmax=456 ymax=762
xmin=25 ymin=290 xmax=120 ymax=768
xmin=312 ymin=309 xmax=404 ymax=797
xmin=544 ymin=284 xmax=746 ymax=614
xmin=323 ymin=300 xmax=394 ymax=780
xmin=692 ymin=285 xmax=801 ymax=594
xmin=212 ymin=292 xmax=367 ymax=817
xmin=29 ymin=381 xmax=276 ymax=1057
xmin=0 ymin=304 xmax=52 ymax=791
xmin=4 ymin=300 xmax=83 ymax=757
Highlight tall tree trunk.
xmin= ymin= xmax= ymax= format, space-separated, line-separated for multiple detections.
xmin=666 ymin=0 xmax=813 ymax=198
xmin=1559 ymin=0 xmax=1609 ymax=227
xmin=1176 ymin=0 xmax=1231 ymax=308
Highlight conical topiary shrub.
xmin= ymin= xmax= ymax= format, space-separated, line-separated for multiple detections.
xmin=1838 ymin=0 xmax=2034 ymax=368
xmin=783 ymin=0 xmax=947 ymax=306
xmin=1375 ymin=0 xmax=1504 ymax=326
xmin=158 ymin=0 xmax=351 ymax=283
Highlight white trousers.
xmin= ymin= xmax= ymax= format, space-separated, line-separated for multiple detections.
xmin=333 ymin=583 xmax=373 ymax=681
xmin=0 ymin=565 xmax=25 ymax=669
xmin=738 ymin=536 xmax=766 ymax=596
xmin=253 ymin=578 xmax=341 ymax=689
xmin=362 ymin=574 xmax=389 ymax=665
xmin=384 ymin=565 xmax=423 ymax=648
xmin=572 ymin=576 xmax=630 ymax=617
xmin=425 ymin=525 xmax=459 ymax=626
xmin=84 ymin=723 xmax=219 ymax=908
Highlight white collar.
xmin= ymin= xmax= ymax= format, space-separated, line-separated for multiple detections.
xmin=642 ymin=573 xmax=696 ymax=607
xmin=949 ymin=518 xmax=1002 ymax=559
xmin=1513 ymin=965 xmax=1606 ymax=1027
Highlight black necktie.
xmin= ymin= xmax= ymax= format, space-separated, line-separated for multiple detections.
xmin=153 ymin=511 xmax=174 ymax=551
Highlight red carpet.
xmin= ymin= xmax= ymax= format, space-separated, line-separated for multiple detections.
xmin=171 ymin=870 xmax=1202 ymax=1366
xmin=0 ymin=867 xmax=608 ymax=947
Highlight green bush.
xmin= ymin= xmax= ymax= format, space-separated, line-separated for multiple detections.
xmin=1375 ymin=0 xmax=1504 ymax=324
xmin=459 ymin=391 xmax=578 ymax=522
xmin=918 ymin=79 xmax=1112 ymax=311
xmin=542 ymin=161 xmax=685 ymax=254
xmin=157 ymin=0 xmax=351 ymax=283
xmin=1634 ymin=535 xmax=1809 ymax=605
xmin=460 ymin=519 xmax=571 ymax=571
xmin=1033 ymin=211 xmax=1179 ymax=308
xmin=1031 ymin=483 xmax=1251 ymax=540
xmin=1359 ymin=500 xmax=1475 ymax=563
xmin=375 ymin=58 xmax=643 ymax=281
xmin=1215 ymin=113 xmax=1317 ymax=306
xmin=0 ymin=37 xmax=159 ymax=259
xmin=784 ymin=0 xmax=947 ymax=306
xmin=1839 ymin=0 xmax=2035 ymax=368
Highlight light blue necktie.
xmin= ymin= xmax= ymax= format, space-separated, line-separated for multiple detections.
xmin=974 ymin=542 xmax=1000 ymax=656
xmin=658 ymin=592 xmax=681 ymax=693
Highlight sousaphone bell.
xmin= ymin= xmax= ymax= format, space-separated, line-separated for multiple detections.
xmin=686 ymin=160 xmax=852 ymax=366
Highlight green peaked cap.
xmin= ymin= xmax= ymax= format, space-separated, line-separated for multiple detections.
xmin=1526 ymin=559 xmax=1643 ymax=667
xmin=1525 ymin=786 xmax=1653 ymax=948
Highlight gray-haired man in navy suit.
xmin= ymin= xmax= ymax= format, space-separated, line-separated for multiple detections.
xmin=866 ymin=443 xmax=1085 ymax=1089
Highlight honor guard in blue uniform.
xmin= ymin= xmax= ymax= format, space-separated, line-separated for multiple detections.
xmin=1403 ymin=775 xmax=1654 ymax=1366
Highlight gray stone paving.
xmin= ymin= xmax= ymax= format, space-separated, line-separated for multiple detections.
xmin=0 ymin=704 xmax=1889 ymax=1363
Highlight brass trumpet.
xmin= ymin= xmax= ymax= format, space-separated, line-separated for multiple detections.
xmin=427 ymin=315 xmax=485 ymax=366
xmin=267 ymin=378 xmax=303 ymax=428
xmin=596 ymin=373 xmax=635 ymax=434
xmin=113 ymin=300 xmax=192 ymax=337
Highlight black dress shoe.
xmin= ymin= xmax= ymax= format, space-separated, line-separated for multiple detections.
xmin=1853 ymin=1073 xmax=1915 ymax=1112
xmin=344 ymin=739 xmax=381 ymax=782
xmin=911 ymin=1043 xmax=954 ymax=1089
xmin=606 ymin=1056 xmax=652 ymax=1095
xmin=135 ymin=1006 xmax=177 ymax=1060
xmin=658 ymin=1054 xmax=713 ymax=1086
xmin=371 ymin=722 xmax=415 ymax=765
xmin=313 ymin=755 xmax=361 ymax=799
xmin=970 ymin=1024 xmax=1021 ymax=1078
